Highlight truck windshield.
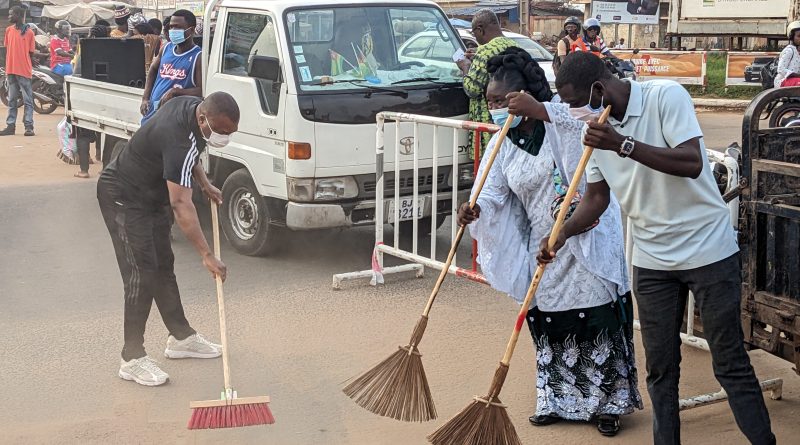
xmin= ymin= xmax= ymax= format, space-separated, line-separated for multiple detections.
xmin=285 ymin=6 xmax=463 ymax=91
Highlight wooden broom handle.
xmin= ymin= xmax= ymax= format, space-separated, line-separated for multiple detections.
xmin=211 ymin=202 xmax=232 ymax=392
xmin=500 ymin=106 xmax=612 ymax=366
xmin=421 ymin=111 xmax=517 ymax=317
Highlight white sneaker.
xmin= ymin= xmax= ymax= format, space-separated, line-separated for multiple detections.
xmin=119 ymin=356 xmax=169 ymax=386
xmin=164 ymin=333 xmax=222 ymax=359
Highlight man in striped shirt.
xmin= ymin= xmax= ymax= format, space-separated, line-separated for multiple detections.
xmin=97 ymin=92 xmax=239 ymax=387
xmin=577 ymin=18 xmax=614 ymax=59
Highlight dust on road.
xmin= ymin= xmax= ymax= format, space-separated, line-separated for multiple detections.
xmin=0 ymin=107 xmax=797 ymax=445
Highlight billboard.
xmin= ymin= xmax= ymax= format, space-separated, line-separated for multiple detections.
xmin=725 ymin=52 xmax=779 ymax=86
xmin=592 ymin=1 xmax=660 ymax=25
xmin=681 ymin=0 xmax=789 ymax=19
xmin=615 ymin=50 xmax=707 ymax=85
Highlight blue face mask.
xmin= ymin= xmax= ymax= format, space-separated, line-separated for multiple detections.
xmin=489 ymin=107 xmax=523 ymax=128
xmin=168 ymin=28 xmax=188 ymax=44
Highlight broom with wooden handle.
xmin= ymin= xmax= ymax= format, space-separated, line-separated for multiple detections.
xmin=342 ymin=111 xmax=518 ymax=422
xmin=188 ymin=202 xmax=275 ymax=429
xmin=428 ymin=105 xmax=612 ymax=445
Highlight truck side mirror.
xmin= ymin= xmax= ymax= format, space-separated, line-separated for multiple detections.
xmin=248 ymin=55 xmax=281 ymax=82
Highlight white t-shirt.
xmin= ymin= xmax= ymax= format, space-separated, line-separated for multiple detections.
xmin=586 ymin=79 xmax=738 ymax=271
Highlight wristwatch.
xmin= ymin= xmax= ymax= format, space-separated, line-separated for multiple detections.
xmin=618 ymin=136 xmax=635 ymax=158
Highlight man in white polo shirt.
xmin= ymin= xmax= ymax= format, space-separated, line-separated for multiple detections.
xmin=539 ymin=52 xmax=775 ymax=445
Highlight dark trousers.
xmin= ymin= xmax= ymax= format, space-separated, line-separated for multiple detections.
xmin=97 ymin=179 xmax=195 ymax=361
xmin=633 ymin=253 xmax=775 ymax=445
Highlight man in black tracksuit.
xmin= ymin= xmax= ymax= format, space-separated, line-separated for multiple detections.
xmin=98 ymin=92 xmax=239 ymax=386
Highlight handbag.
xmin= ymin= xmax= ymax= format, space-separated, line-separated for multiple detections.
xmin=56 ymin=117 xmax=78 ymax=165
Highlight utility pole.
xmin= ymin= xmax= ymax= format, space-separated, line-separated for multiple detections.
xmin=520 ymin=0 xmax=530 ymax=36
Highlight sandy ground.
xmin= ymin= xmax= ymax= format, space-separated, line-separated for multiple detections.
xmin=0 ymin=106 xmax=797 ymax=445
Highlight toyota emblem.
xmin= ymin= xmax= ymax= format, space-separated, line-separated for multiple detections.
xmin=399 ymin=136 xmax=414 ymax=155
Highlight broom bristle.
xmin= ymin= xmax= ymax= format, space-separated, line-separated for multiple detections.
xmin=427 ymin=396 xmax=520 ymax=445
xmin=343 ymin=315 xmax=436 ymax=422
xmin=187 ymin=402 xmax=275 ymax=430
xmin=343 ymin=345 xmax=436 ymax=422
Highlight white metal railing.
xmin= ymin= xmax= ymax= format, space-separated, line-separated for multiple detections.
xmin=332 ymin=112 xmax=499 ymax=289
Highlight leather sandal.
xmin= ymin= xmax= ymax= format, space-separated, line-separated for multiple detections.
xmin=596 ymin=414 xmax=620 ymax=436
xmin=529 ymin=414 xmax=561 ymax=426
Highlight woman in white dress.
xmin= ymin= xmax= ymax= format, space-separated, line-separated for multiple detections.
xmin=774 ymin=21 xmax=800 ymax=88
xmin=457 ymin=47 xmax=642 ymax=436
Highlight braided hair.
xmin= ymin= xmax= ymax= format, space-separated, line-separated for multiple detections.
xmin=487 ymin=47 xmax=553 ymax=103
xmin=90 ymin=24 xmax=109 ymax=38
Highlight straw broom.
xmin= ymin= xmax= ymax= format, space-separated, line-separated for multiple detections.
xmin=428 ymin=105 xmax=612 ymax=445
xmin=188 ymin=202 xmax=275 ymax=429
xmin=342 ymin=112 xmax=518 ymax=422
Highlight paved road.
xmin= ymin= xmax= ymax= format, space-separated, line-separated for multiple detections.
xmin=1 ymin=110 xmax=798 ymax=444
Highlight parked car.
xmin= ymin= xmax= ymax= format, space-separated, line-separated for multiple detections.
xmin=745 ymin=57 xmax=773 ymax=83
xmin=457 ymin=29 xmax=555 ymax=86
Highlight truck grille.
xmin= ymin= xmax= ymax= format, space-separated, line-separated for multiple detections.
xmin=357 ymin=166 xmax=452 ymax=198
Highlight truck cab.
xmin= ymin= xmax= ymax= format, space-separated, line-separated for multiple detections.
xmin=203 ymin=0 xmax=471 ymax=255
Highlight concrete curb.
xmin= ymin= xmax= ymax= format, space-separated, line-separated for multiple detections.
xmin=692 ymin=98 xmax=751 ymax=110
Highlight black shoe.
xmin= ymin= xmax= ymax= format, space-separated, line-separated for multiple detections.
xmin=0 ymin=126 xmax=14 ymax=136
xmin=596 ymin=414 xmax=620 ymax=436
xmin=24 ymin=128 xmax=34 ymax=137
xmin=529 ymin=414 xmax=561 ymax=426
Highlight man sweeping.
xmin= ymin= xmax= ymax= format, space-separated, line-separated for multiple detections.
xmin=539 ymin=52 xmax=775 ymax=445
xmin=98 ymin=92 xmax=240 ymax=387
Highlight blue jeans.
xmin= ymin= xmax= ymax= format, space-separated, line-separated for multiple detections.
xmin=633 ymin=253 xmax=775 ymax=445
xmin=5 ymin=74 xmax=34 ymax=130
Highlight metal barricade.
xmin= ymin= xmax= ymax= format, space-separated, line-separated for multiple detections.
xmin=332 ymin=112 xmax=499 ymax=289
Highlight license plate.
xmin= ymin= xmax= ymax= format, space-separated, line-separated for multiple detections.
xmin=388 ymin=197 xmax=425 ymax=223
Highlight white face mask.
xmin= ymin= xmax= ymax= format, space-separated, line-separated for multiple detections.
xmin=572 ymin=81 xmax=604 ymax=120
xmin=201 ymin=115 xmax=231 ymax=148
xmin=569 ymin=107 xmax=598 ymax=122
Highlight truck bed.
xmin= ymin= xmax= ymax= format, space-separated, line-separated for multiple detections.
xmin=65 ymin=76 xmax=143 ymax=140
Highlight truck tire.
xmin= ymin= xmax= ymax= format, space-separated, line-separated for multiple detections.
xmin=221 ymin=168 xmax=280 ymax=256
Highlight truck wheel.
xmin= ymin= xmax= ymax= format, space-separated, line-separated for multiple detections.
xmin=221 ymin=168 xmax=280 ymax=256
xmin=397 ymin=215 xmax=447 ymax=237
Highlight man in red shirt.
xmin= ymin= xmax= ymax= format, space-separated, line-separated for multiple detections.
xmin=1 ymin=6 xmax=36 ymax=136
xmin=49 ymin=20 xmax=74 ymax=76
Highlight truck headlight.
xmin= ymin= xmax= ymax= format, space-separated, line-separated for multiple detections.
xmin=449 ymin=163 xmax=475 ymax=187
xmin=287 ymin=176 xmax=358 ymax=202
xmin=287 ymin=178 xmax=314 ymax=202
xmin=314 ymin=177 xmax=358 ymax=200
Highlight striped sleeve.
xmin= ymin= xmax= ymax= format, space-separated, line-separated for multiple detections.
xmin=164 ymin=131 xmax=199 ymax=188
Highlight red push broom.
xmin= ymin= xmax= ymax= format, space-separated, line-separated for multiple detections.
xmin=342 ymin=111 xmax=518 ymax=422
xmin=428 ymin=106 xmax=612 ymax=445
xmin=188 ymin=202 xmax=275 ymax=429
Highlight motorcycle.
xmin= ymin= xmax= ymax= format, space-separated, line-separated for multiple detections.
xmin=30 ymin=65 xmax=64 ymax=114
xmin=757 ymin=56 xmax=800 ymax=127
xmin=0 ymin=65 xmax=63 ymax=114
xmin=604 ymin=57 xmax=637 ymax=81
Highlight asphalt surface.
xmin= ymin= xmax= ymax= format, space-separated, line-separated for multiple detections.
xmin=1 ymin=111 xmax=798 ymax=444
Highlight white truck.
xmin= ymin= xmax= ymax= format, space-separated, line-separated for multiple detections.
xmin=65 ymin=0 xmax=473 ymax=255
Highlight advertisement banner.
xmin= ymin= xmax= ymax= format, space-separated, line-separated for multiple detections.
xmin=176 ymin=1 xmax=205 ymax=17
xmin=725 ymin=52 xmax=778 ymax=86
xmin=615 ymin=50 xmax=707 ymax=85
xmin=681 ymin=0 xmax=789 ymax=19
xmin=591 ymin=1 xmax=660 ymax=25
